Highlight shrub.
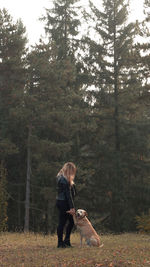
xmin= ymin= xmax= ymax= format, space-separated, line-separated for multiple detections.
xmin=135 ymin=210 xmax=150 ymax=233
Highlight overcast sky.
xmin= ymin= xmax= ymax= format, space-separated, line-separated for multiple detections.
xmin=0 ymin=0 xmax=145 ymax=46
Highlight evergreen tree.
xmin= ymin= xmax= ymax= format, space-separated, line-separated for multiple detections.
xmin=23 ymin=41 xmax=73 ymax=232
xmin=42 ymin=0 xmax=81 ymax=59
xmin=22 ymin=37 xmax=81 ymax=232
xmin=140 ymin=0 xmax=150 ymax=91
xmin=41 ymin=0 xmax=89 ymax=164
xmin=82 ymin=0 xmax=143 ymax=231
xmin=131 ymin=0 xmax=150 ymax=221
xmin=21 ymin=0 xmax=89 ymax=232
xmin=0 ymin=9 xmax=27 ymax=155
xmin=0 ymin=8 xmax=28 ymax=231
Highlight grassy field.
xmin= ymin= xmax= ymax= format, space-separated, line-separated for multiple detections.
xmin=0 ymin=232 xmax=150 ymax=267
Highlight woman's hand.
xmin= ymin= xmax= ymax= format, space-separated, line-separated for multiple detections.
xmin=66 ymin=208 xmax=75 ymax=215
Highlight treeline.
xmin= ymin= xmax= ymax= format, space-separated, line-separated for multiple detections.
xmin=0 ymin=0 xmax=150 ymax=233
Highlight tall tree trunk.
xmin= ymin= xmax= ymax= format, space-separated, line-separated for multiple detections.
xmin=111 ymin=2 xmax=122 ymax=232
xmin=18 ymin=185 xmax=21 ymax=230
xmin=64 ymin=1 xmax=67 ymax=58
xmin=114 ymin=70 xmax=120 ymax=152
xmin=113 ymin=3 xmax=120 ymax=152
xmin=24 ymin=125 xmax=31 ymax=232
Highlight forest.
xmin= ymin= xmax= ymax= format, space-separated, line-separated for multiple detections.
xmin=0 ymin=0 xmax=150 ymax=234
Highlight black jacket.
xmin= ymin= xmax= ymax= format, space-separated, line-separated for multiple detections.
xmin=56 ymin=175 xmax=76 ymax=209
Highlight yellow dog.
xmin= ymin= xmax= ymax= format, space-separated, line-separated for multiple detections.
xmin=71 ymin=209 xmax=102 ymax=247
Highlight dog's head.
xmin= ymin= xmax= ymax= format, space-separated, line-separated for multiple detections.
xmin=76 ymin=209 xmax=88 ymax=219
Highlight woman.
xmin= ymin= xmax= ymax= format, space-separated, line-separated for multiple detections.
xmin=56 ymin=162 xmax=76 ymax=248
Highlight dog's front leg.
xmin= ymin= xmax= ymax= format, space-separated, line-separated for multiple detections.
xmin=73 ymin=214 xmax=77 ymax=225
xmin=80 ymin=235 xmax=83 ymax=248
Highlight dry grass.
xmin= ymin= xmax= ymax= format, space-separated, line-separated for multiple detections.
xmin=0 ymin=232 xmax=150 ymax=266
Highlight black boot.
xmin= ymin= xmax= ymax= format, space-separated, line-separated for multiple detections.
xmin=64 ymin=239 xmax=73 ymax=248
xmin=57 ymin=241 xmax=66 ymax=248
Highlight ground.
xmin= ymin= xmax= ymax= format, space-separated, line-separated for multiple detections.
xmin=0 ymin=232 xmax=150 ymax=266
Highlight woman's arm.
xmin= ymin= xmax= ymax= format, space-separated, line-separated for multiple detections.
xmin=63 ymin=182 xmax=75 ymax=209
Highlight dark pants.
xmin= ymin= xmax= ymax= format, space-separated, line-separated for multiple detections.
xmin=56 ymin=200 xmax=74 ymax=244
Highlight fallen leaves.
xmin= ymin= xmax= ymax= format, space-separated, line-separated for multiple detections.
xmin=0 ymin=233 xmax=150 ymax=266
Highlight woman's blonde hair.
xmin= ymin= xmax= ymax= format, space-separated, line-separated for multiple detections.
xmin=57 ymin=162 xmax=76 ymax=185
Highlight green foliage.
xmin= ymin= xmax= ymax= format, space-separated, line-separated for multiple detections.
xmin=0 ymin=162 xmax=8 ymax=232
xmin=0 ymin=8 xmax=27 ymax=232
xmin=22 ymin=0 xmax=86 ymax=232
xmin=81 ymin=0 xmax=146 ymax=232
xmin=41 ymin=0 xmax=81 ymax=59
xmin=136 ymin=210 xmax=150 ymax=233
xmin=1 ymin=1 xmax=150 ymax=234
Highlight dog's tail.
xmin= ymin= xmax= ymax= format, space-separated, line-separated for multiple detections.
xmin=90 ymin=236 xmax=104 ymax=247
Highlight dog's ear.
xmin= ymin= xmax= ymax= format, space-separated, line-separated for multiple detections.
xmin=85 ymin=211 xmax=88 ymax=217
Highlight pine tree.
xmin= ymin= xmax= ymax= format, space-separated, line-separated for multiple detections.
xmin=82 ymin=0 xmax=141 ymax=231
xmin=22 ymin=0 xmax=88 ymax=232
xmin=140 ymin=0 xmax=150 ymax=93
xmin=41 ymin=0 xmax=88 ymax=165
xmin=22 ymin=39 xmax=77 ymax=231
xmin=42 ymin=0 xmax=81 ymax=59
xmin=130 ymin=0 xmax=150 ymax=222
xmin=0 ymin=8 xmax=27 ymax=157
xmin=0 ymin=9 xmax=27 ymax=156
xmin=0 ymin=8 xmax=28 ymax=231
xmin=23 ymin=41 xmax=71 ymax=231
